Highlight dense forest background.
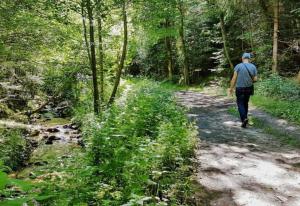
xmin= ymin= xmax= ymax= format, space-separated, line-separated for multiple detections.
xmin=1 ymin=0 xmax=300 ymax=112
xmin=0 ymin=0 xmax=300 ymax=205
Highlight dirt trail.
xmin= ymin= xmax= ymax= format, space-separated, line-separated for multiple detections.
xmin=176 ymin=90 xmax=300 ymax=206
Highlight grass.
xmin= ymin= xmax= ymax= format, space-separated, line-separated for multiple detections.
xmin=228 ymin=106 xmax=300 ymax=148
xmin=228 ymin=106 xmax=239 ymax=116
xmin=251 ymin=117 xmax=300 ymax=148
xmin=251 ymin=95 xmax=300 ymax=125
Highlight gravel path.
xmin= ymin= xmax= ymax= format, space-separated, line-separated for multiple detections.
xmin=176 ymin=90 xmax=300 ymax=206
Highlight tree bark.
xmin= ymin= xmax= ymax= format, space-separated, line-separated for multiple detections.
xmin=81 ymin=3 xmax=91 ymax=64
xmin=86 ymin=0 xmax=100 ymax=114
xmin=220 ymin=13 xmax=234 ymax=70
xmin=108 ymin=0 xmax=128 ymax=105
xmin=178 ymin=0 xmax=189 ymax=85
xmin=272 ymin=0 xmax=279 ymax=74
xmin=165 ymin=18 xmax=173 ymax=81
xmin=97 ymin=16 xmax=104 ymax=103
xmin=247 ymin=7 xmax=254 ymax=51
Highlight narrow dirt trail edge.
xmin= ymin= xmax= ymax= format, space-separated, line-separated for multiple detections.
xmin=176 ymin=90 xmax=300 ymax=206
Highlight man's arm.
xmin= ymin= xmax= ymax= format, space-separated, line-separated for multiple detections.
xmin=229 ymin=71 xmax=238 ymax=95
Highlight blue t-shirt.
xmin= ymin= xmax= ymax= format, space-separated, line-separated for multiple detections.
xmin=234 ymin=63 xmax=257 ymax=88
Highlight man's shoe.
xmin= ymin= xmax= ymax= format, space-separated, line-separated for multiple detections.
xmin=241 ymin=119 xmax=248 ymax=128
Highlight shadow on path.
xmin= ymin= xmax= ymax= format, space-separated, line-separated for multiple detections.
xmin=176 ymin=90 xmax=300 ymax=206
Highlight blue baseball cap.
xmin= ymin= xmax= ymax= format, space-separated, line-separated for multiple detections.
xmin=242 ymin=53 xmax=251 ymax=59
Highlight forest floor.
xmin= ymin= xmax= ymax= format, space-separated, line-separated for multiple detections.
xmin=176 ymin=87 xmax=300 ymax=206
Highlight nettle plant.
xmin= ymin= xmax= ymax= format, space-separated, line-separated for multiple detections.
xmin=83 ymin=80 xmax=197 ymax=205
xmin=257 ymin=74 xmax=300 ymax=101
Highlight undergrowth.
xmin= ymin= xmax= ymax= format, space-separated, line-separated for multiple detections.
xmin=81 ymin=80 xmax=198 ymax=205
xmin=0 ymin=129 xmax=30 ymax=171
xmin=0 ymin=80 xmax=198 ymax=206
xmin=253 ymin=74 xmax=300 ymax=124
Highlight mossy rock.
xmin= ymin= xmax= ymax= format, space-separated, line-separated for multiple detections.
xmin=0 ymin=102 xmax=14 ymax=118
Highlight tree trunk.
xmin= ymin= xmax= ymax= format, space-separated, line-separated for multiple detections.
xmin=108 ymin=0 xmax=128 ymax=105
xmin=81 ymin=3 xmax=91 ymax=64
xmin=247 ymin=7 xmax=254 ymax=51
xmin=165 ymin=18 xmax=173 ymax=81
xmin=297 ymin=71 xmax=300 ymax=84
xmin=220 ymin=13 xmax=234 ymax=70
xmin=272 ymin=0 xmax=279 ymax=74
xmin=97 ymin=16 xmax=104 ymax=103
xmin=87 ymin=0 xmax=100 ymax=114
xmin=178 ymin=0 xmax=189 ymax=85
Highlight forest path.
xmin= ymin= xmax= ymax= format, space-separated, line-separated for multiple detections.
xmin=176 ymin=89 xmax=300 ymax=206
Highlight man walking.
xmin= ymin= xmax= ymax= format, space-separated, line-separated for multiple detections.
xmin=229 ymin=53 xmax=258 ymax=128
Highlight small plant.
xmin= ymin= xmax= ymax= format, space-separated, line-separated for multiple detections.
xmin=0 ymin=129 xmax=30 ymax=171
xmin=256 ymin=74 xmax=300 ymax=101
xmin=251 ymin=75 xmax=300 ymax=124
xmin=81 ymin=80 xmax=198 ymax=205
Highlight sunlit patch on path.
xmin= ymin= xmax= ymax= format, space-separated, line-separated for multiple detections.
xmin=176 ymin=90 xmax=300 ymax=206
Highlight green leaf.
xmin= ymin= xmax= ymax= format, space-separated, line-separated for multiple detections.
xmin=0 ymin=198 xmax=29 ymax=206
xmin=9 ymin=179 xmax=33 ymax=192
xmin=35 ymin=195 xmax=54 ymax=201
xmin=0 ymin=171 xmax=9 ymax=190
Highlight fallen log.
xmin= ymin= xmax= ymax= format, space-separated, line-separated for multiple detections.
xmin=25 ymin=94 xmax=61 ymax=117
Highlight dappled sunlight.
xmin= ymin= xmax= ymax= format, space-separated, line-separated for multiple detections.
xmin=177 ymin=90 xmax=300 ymax=206
xmin=176 ymin=91 xmax=235 ymax=110
xmin=223 ymin=120 xmax=240 ymax=127
xmin=198 ymin=143 xmax=300 ymax=206
xmin=249 ymin=108 xmax=300 ymax=139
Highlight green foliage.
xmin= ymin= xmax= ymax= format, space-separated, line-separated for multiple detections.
xmin=0 ymin=169 xmax=53 ymax=206
xmin=250 ymin=117 xmax=300 ymax=148
xmin=79 ymin=80 xmax=197 ymax=205
xmin=251 ymin=75 xmax=300 ymax=124
xmin=0 ymin=103 xmax=14 ymax=119
xmin=251 ymin=95 xmax=300 ymax=124
xmin=42 ymin=66 xmax=81 ymax=102
xmin=0 ymin=129 xmax=30 ymax=171
xmin=4 ymin=80 xmax=197 ymax=206
xmin=256 ymin=74 xmax=300 ymax=101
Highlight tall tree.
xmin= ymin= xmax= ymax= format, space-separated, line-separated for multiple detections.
xmin=219 ymin=12 xmax=234 ymax=70
xmin=86 ymin=0 xmax=100 ymax=114
xmin=272 ymin=0 xmax=279 ymax=73
xmin=108 ymin=0 xmax=128 ymax=105
xmin=178 ymin=0 xmax=189 ymax=85
xmin=165 ymin=18 xmax=174 ymax=81
xmin=81 ymin=2 xmax=91 ymax=63
xmin=96 ymin=0 xmax=105 ymax=103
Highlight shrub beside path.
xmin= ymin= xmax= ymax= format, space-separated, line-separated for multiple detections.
xmin=176 ymin=88 xmax=300 ymax=206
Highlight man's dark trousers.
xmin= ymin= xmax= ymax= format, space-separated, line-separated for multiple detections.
xmin=236 ymin=88 xmax=251 ymax=122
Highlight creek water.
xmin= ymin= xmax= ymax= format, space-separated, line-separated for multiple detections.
xmin=0 ymin=117 xmax=83 ymax=179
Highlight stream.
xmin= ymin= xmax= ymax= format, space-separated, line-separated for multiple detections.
xmin=0 ymin=117 xmax=83 ymax=179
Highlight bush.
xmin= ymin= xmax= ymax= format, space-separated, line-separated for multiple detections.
xmin=0 ymin=129 xmax=30 ymax=171
xmin=252 ymin=74 xmax=300 ymax=124
xmin=256 ymin=74 xmax=300 ymax=101
xmin=252 ymin=95 xmax=300 ymax=124
xmin=82 ymin=80 xmax=197 ymax=205
xmin=10 ymin=80 xmax=197 ymax=206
